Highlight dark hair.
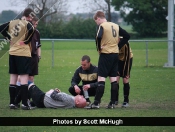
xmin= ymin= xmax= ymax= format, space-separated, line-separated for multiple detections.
xmin=23 ymin=8 xmax=34 ymax=17
xmin=32 ymin=16 xmax=39 ymax=22
xmin=93 ymin=11 xmax=105 ymax=20
xmin=81 ymin=55 xmax=90 ymax=63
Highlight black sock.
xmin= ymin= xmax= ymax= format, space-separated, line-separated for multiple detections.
xmin=116 ymin=83 xmax=119 ymax=102
xmin=110 ymin=81 xmax=118 ymax=104
xmin=86 ymin=98 xmax=90 ymax=102
xmin=14 ymin=85 xmax=22 ymax=104
xmin=94 ymin=81 xmax=105 ymax=105
xmin=30 ymin=101 xmax=36 ymax=107
xmin=9 ymin=84 xmax=16 ymax=104
xmin=123 ymin=83 xmax=130 ymax=103
xmin=21 ymin=84 xmax=29 ymax=106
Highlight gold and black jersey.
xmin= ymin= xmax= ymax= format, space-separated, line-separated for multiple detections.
xmin=130 ymin=47 xmax=133 ymax=58
xmin=97 ymin=22 xmax=119 ymax=53
xmin=118 ymin=43 xmax=133 ymax=77
xmin=71 ymin=64 xmax=98 ymax=88
xmin=118 ymin=42 xmax=133 ymax=61
xmin=79 ymin=73 xmax=97 ymax=82
xmin=8 ymin=19 xmax=34 ymax=57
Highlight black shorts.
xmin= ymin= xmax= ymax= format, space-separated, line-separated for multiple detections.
xmin=28 ymin=85 xmax=46 ymax=108
xmin=29 ymin=55 xmax=39 ymax=76
xmin=9 ymin=55 xmax=31 ymax=75
xmin=117 ymin=58 xmax=133 ymax=78
xmin=98 ymin=53 xmax=118 ymax=78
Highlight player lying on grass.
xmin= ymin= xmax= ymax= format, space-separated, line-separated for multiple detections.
xmin=14 ymin=83 xmax=87 ymax=109
xmin=28 ymin=83 xmax=87 ymax=109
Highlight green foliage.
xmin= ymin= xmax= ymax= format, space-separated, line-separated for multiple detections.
xmin=37 ymin=21 xmax=52 ymax=38
xmin=37 ymin=17 xmax=96 ymax=39
xmin=0 ymin=10 xmax=18 ymax=23
xmin=111 ymin=0 xmax=168 ymax=37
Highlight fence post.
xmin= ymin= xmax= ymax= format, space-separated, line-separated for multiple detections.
xmin=146 ymin=41 xmax=148 ymax=66
xmin=52 ymin=40 xmax=54 ymax=67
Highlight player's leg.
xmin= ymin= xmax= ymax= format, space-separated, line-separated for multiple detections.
xmin=17 ymin=56 xmax=31 ymax=110
xmin=91 ymin=54 xmax=109 ymax=109
xmin=29 ymin=55 xmax=38 ymax=84
xmin=69 ymin=86 xmax=84 ymax=96
xmin=86 ymin=78 xmax=106 ymax=109
xmin=28 ymin=84 xmax=46 ymax=108
xmin=28 ymin=75 xmax=34 ymax=101
xmin=84 ymin=86 xmax=97 ymax=104
xmin=116 ymin=59 xmax=124 ymax=105
xmin=14 ymin=75 xmax=22 ymax=108
xmin=9 ymin=55 xmax=18 ymax=109
xmin=116 ymin=76 xmax=120 ymax=105
xmin=86 ymin=54 xmax=108 ymax=109
xmin=20 ymin=74 xmax=30 ymax=109
xmin=28 ymin=76 xmax=34 ymax=84
xmin=122 ymin=78 xmax=130 ymax=107
xmin=106 ymin=53 xmax=119 ymax=109
xmin=122 ymin=57 xmax=133 ymax=107
xmin=9 ymin=74 xmax=18 ymax=109
xmin=106 ymin=77 xmax=118 ymax=109
xmin=92 ymin=78 xmax=105 ymax=108
xmin=83 ymin=90 xmax=91 ymax=107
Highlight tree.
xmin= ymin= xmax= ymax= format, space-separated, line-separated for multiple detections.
xmin=61 ymin=16 xmax=96 ymax=39
xmin=105 ymin=0 xmax=112 ymax=22
xmin=82 ymin=0 xmax=112 ymax=21
xmin=0 ymin=10 xmax=18 ymax=23
xmin=10 ymin=0 xmax=68 ymax=23
xmin=111 ymin=0 xmax=168 ymax=37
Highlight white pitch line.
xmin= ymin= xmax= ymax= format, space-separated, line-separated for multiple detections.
xmin=0 ymin=51 xmax=8 ymax=60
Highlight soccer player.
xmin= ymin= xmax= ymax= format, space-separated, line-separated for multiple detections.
xmin=0 ymin=8 xmax=35 ymax=110
xmin=14 ymin=16 xmax=42 ymax=107
xmin=87 ymin=11 xmax=130 ymax=109
xmin=68 ymin=55 xmax=98 ymax=105
xmin=29 ymin=16 xmax=41 ymax=83
xmin=26 ymin=83 xmax=87 ymax=109
xmin=116 ymin=37 xmax=133 ymax=107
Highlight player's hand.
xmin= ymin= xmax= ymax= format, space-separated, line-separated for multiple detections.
xmin=38 ymin=56 xmax=41 ymax=62
xmin=10 ymin=41 xmax=14 ymax=46
xmin=55 ymin=88 xmax=61 ymax=93
xmin=74 ymin=86 xmax=81 ymax=94
xmin=20 ymin=41 xmax=25 ymax=45
xmin=125 ymin=75 xmax=130 ymax=79
xmin=83 ymin=84 xmax=90 ymax=91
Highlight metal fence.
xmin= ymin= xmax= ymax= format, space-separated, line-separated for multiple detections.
xmin=40 ymin=39 xmax=170 ymax=67
xmin=0 ymin=39 xmax=173 ymax=67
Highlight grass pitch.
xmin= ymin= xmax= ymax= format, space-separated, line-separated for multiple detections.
xmin=0 ymin=40 xmax=174 ymax=132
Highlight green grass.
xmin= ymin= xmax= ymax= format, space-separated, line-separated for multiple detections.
xmin=0 ymin=40 xmax=175 ymax=132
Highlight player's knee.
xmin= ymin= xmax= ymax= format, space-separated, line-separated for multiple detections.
xmin=98 ymin=81 xmax=105 ymax=86
xmin=68 ymin=86 xmax=77 ymax=96
xmin=111 ymin=81 xmax=118 ymax=90
xmin=123 ymin=78 xmax=129 ymax=83
xmin=97 ymin=81 xmax=105 ymax=93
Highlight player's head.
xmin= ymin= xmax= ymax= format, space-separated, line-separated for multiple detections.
xmin=93 ymin=11 xmax=106 ymax=25
xmin=81 ymin=55 xmax=91 ymax=70
xmin=32 ymin=16 xmax=39 ymax=29
xmin=23 ymin=8 xmax=35 ymax=21
xmin=74 ymin=95 xmax=87 ymax=108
